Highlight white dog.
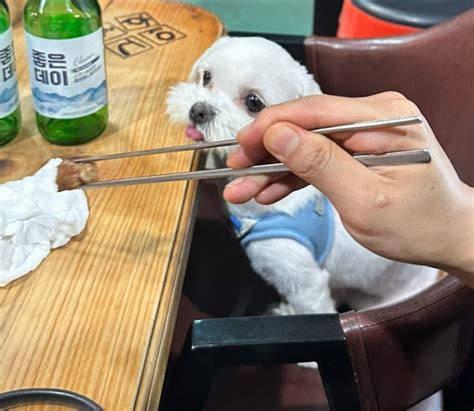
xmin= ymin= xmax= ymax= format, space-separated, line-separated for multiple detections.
xmin=167 ymin=37 xmax=438 ymax=314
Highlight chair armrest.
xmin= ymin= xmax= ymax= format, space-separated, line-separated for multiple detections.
xmin=161 ymin=314 xmax=361 ymax=411
xmin=193 ymin=313 xmax=344 ymax=364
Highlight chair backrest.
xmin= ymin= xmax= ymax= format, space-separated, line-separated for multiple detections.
xmin=340 ymin=276 xmax=474 ymax=409
xmin=304 ymin=8 xmax=474 ymax=185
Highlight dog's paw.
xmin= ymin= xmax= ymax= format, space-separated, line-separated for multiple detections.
xmin=266 ymin=302 xmax=297 ymax=316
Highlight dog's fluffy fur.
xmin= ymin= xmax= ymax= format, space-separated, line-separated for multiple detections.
xmin=167 ymin=37 xmax=438 ymax=314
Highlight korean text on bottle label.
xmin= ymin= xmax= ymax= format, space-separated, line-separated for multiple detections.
xmin=26 ymin=29 xmax=108 ymax=119
xmin=0 ymin=28 xmax=19 ymax=118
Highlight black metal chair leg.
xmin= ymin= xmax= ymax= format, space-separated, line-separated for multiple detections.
xmin=159 ymin=330 xmax=217 ymax=411
xmin=318 ymin=344 xmax=361 ymax=410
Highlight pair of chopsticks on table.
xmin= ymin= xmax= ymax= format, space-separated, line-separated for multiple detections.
xmin=73 ymin=116 xmax=431 ymax=189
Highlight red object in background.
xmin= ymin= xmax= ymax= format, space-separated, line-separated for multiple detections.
xmin=337 ymin=0 xmax=420 ymax=38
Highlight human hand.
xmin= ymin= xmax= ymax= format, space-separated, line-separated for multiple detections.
xmin=224 ymin=92 xmax=474 ymax=283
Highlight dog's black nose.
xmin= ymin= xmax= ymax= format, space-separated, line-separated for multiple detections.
xmin=189 ymin=102 xmax=214 ymax=125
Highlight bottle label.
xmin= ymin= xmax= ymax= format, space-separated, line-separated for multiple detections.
xmin=0 ymin=28 xmax=19 ymax=118
xmin=26 ymin=29 xmax=108 ymax=119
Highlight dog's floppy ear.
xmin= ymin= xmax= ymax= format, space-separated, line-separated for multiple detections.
xmin=189 ymin=36 xmax=232 ymax=83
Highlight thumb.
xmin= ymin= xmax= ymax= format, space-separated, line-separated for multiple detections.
xmin=263 ymin=122 xmax=380 ymax=209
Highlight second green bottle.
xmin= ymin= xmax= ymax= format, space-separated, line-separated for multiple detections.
xmin=24 ymin=0 xmax=108 ymax=145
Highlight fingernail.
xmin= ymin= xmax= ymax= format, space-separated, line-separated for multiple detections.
xmin=266 ymin=126 xmax=300 ymax=158
xmin=225 ymin=177 xmax=245 ymax=188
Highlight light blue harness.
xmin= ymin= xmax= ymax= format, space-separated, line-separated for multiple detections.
xmin=230 ymin=196 xmax=335 ymax=265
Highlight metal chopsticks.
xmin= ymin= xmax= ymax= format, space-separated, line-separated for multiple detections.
xmin=73 ymin=116 xmax=422 ymax=163
xmin=75 ymin=115 xmax=431 ymax=190
xmin=81 ymin=149 xmax=431 ymax=190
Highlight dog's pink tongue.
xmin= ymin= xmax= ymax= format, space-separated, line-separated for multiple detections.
xmin=185 ymin=126 xmax=204 ymax=141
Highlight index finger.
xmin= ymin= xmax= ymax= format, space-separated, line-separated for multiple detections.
xmin=227 ymin=92 xmax=409 ymax=169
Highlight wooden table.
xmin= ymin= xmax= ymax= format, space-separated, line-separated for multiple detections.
xmin=0 ymin=1 xmax=223 ymax=409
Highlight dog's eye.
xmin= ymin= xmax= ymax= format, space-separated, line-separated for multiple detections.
xmin=203 ymin=71 xmax=212 ymax=86
xmin=245 ymin=94 xmax=265 ymax=113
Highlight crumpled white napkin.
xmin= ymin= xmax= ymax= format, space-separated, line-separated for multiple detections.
xmin=0 ymin=158 xmax=89 ymax=286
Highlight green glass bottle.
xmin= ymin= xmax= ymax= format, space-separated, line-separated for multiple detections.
xmin=0 ymin=0 xmax=21 ymax=146
xmin=24 ymin=0 xmax=108 ymax=145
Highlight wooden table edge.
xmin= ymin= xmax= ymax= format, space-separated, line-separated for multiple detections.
xmin=132 ymin=2 xmax=227 ymax=399
xmin=132 ymin=4 xmax=226 ymax=403
xmin=135 ymin=172 xmax=200 ymax=410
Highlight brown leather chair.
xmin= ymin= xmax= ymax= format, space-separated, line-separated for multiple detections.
xmin=162 ymin=276 xmax=473 ymax=411
xmin=161 ymin=9 xmax=474 ymax=411
xmin=305 ymin=8 xmax=474 ymax=185
xmin=302 ymin=9 xmax=474 ymax=408
xmin=339 ymin=276 xmax=473 ymax=410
